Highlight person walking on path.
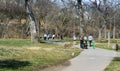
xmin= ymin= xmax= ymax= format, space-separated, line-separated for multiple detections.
xmin=88 ymin=34 xmax=93 ymax=47
xmin=80 ymin=35 xmax=84 ymax=49
xmin=84 ymin=35 xmax=88 ymax=49
xmin=73 ymin=35 xmax=77 ymax=41
xmin=91 ymin=40 xmax=95 ymax=49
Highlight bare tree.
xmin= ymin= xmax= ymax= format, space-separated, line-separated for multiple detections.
xmin=25 ymin=0 xmax=38 ymax=42
xmin=0 ymin=0 xmax=120 ymax=39
xmin=77 ymin=0 xmax=84 ymax=35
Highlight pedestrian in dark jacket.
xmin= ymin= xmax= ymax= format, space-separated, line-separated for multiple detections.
xmin=80 ymin=35 xmax=84 ymax=49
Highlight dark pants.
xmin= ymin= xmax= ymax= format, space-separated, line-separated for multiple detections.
xmin=89 ymin=40 xmax=92 ymax=47
xmin=84 ymin=40 xmax=88 ymax=49
xmin=44 ymin=37 xmax=46 ymax=40
xmin=80 ymin=40 xmax=84 ymax=49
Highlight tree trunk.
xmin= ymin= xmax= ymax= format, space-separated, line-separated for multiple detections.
xmin=25 ymin=0 xmax=38 ymax=43
xmin=113 ymin=15 xmax=116 ymax=39
xmin=77 ymin=0 xmax=84 ymax=35
xmin=3 ymin=18 xmax=9 ymax=38
xmin=98 ymin=28 xmax=102 ymax=41
xmin=104 ymin=25 xmax=107 ymax=39
xmin=103 ymin=0 xmax=108 ymax=39
xmin=37 ymin=19 xmax=40 ymax=38
xmin=113 ymin=26 xmax=115 ymax=39
xmin=55 ymin=27 xmax=58 ymax=38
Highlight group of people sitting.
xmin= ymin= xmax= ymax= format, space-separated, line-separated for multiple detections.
xmin=43 ymin=34 xmax=55 ymax=40
xmin=43 ymin=33 xmax=64 ymax=40
xmin=80 ymin=34 xmax=94 ymax=49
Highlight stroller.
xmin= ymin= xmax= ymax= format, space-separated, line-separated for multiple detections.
xmin=83 ymin=40 xmax=88 ymax=49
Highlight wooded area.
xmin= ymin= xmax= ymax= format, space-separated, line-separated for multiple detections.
xmin=0 ymin=0 xmax=120 ymax=42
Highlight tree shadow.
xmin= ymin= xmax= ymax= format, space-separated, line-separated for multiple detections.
xmin=0 ymin=59 xmax=31 ymax=69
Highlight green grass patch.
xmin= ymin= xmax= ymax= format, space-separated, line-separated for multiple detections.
xmin=104 ymin=57 xmax=120 ymax=71
xmin=95 ymin=39 xmax=120 ymax=51
xmin=95 ymin=43 xmax=113 ymax=50
xmin=95 ymin=42 xmax=120 ymax=52
xmin=0 ymin=39 xmax=32 ymax=47
xmin=95 ymin=39 xmax=120 ymax=43
xmin=0 ymin=39 xmax=81 ymax=71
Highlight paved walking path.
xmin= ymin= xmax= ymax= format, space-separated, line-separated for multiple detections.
xmin=44 ymin=40 xmax=119 ymax=71
xmin=61 ymin=47 xmax=117 ymax=71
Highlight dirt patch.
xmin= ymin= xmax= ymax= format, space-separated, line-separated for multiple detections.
xmin=42 ymin=48 xmax=53 ymax=51
xmin=39 ymin=61 xmax=71 ymax=71
xmin=27 ymin=47 xmax=41 ymax=50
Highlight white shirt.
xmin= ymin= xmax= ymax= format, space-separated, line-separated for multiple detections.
xmin=88 ymin=35 xmax=93 ymax=41
xmin=73 ymin=35 xmax=77 ymax=40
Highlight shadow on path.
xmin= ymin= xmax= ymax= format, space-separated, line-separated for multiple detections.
xmin=0 ymin=59 xmax=31 ymax=69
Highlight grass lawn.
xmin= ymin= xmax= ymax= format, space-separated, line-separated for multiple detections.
xmin=95 ymin=39 xmax=120 ymax=51
xmin=95 ymin=43 xmax=114 ymax=50
xmin=0 ymin=39 xmax=81 ymax=71
xmin=104 ymin=57 xmax=120 ymax=71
